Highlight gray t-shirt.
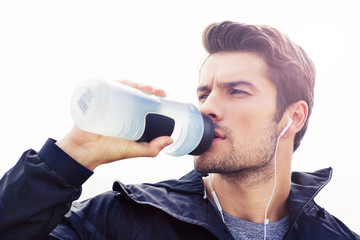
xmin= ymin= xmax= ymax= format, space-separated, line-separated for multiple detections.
xmin=223 ymin=211 xmax=289 ymax=240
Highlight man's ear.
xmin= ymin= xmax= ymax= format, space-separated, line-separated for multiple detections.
xmin=282 ymin=100 xmax=308 ymax=138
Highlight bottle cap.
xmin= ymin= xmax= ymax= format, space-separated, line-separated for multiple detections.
xmin=189 ymin=114 xmax=214 ymax=155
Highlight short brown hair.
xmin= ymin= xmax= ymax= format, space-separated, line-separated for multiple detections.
xmin=202 ymin=21 xmax=316 ymax=151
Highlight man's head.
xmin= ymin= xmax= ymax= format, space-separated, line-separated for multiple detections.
xmin=195 ymin=51 xmax=281 ymax=181
xmin=201 ymin=21 xmax=315 ymax=151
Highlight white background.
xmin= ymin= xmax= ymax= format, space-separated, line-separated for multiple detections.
xmin=1 ymin=0 xmax=359 ymax=233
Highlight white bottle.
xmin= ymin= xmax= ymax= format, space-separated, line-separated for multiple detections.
xmin=70 ymin=79 xmax=214 ymax=156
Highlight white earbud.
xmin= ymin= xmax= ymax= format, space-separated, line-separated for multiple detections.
xmin=280 ymin=118 xmax=293 ymax=136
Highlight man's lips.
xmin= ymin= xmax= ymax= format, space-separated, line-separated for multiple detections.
xmin=213 ymin=130 xmax=225 ymax=142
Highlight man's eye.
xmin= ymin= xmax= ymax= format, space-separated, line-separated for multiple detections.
xmin=231 ymin=89 xmax=248 ymax=95
xmin=198 ymin=94 xmax=209 ymax=101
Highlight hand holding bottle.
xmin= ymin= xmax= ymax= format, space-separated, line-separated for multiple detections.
xmin=56 ymin=81 xmax=174 ymax=171
xmin=70 ymin=79 xmax=214 ymax=157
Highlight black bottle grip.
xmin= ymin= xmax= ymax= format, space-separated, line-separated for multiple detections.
xmin=137 ymin=113 xmax=175 ymax=142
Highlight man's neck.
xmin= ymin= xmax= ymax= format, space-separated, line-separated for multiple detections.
xmin=204 ymin=166 xmax=291 ymax=223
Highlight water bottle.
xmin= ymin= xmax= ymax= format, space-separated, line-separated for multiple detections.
xmin=70 ymin=79 xmax=214 ymax=156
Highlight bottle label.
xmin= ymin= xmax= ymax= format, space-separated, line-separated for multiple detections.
xmin=77 ymin=88 xmax=94 ymax=114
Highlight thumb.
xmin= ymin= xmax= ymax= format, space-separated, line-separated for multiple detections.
xmin=144 ymin=136 xmax=174 ymax=157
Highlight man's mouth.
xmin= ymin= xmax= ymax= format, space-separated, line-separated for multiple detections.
xmin=213 ymin=130 xmax=225 ymax=142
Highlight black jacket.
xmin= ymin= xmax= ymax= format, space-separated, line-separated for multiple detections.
xmin=0 ymin=139 xmax=359 ymax=239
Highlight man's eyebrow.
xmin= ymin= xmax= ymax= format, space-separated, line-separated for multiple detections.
xmin=218 ymin=80 xmax=255 ymax=89
xmin=196 ymin=85 xmax=211 ymax=93
xmin=197 ymin=80 xmax=256 ymax=94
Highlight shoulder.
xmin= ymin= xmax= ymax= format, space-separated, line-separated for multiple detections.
xmin=292 ymin=201 xmax=360 ymax=240
xmin=288 ymin=168 xmax=359 ymax=239
xmin=51 ymin=191 xmax=156 ymax=239
xmin=56 ymin=170 xmax=212 ymax=239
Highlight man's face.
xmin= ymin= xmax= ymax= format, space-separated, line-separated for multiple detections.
xmin=194 ymin=52 xmax=280 ymax=176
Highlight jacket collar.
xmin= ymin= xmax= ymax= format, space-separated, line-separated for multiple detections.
xmin=288 ymin=167 xmax=333 ymax=224
xmin=113 ymin=167 xmax=333 ymax=224
xmin=112 ymin=169 xmax=206 ymax=220
xmin=113 ymin=170 xmax=229 ymax=239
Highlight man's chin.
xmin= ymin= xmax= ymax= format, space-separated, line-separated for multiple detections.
xmin=193 ymin=155 xmax=209 ymax=173
xmin=193 ymin=154 xmax=219 ymax=174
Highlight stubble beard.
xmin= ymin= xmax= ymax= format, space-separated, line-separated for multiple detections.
xmin=194 ymin=121 xmax=278 ymax=186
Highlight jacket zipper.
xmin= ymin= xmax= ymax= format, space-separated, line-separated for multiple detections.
xmin=282 ymin=168 xmax=333 ymax=240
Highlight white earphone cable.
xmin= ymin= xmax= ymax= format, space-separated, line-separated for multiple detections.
xmin=264 ymin=118 xmax=292 ymax=240
xmin=209 ymin=173 xmax=225 ymax=222
xmin=263 ymin=133 xmax=281 ymax=240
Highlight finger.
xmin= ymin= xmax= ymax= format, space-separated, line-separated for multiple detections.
xmin=145 ymin=136 xmax=174 ymax=157
xmin=124 ymin=136 xmax=173 ymax=159
xmin=117 ymin=79 xmax=138 ymax=88
xmin=136 ymin=84 xmax=166 ymax=97
xmin=117 ymin=80 xmax=167 ymax=98
xmin=153 ymin=88 xmax=167 ymax=98
xmin=103 ymin=135 xmax=173 ymax=162
xmin=137 ymin=84 xmax=155 ymax=93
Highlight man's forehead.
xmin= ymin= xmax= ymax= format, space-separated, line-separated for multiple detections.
xmin=197 ymin=52 xmax=271 ymax=91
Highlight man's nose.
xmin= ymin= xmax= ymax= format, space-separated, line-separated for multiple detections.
xmin=199 ymin=93 xmax=223 ymax=122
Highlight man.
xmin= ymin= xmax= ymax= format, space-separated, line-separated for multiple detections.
xmin=0 ymin=21 xmax=358 ymax=239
